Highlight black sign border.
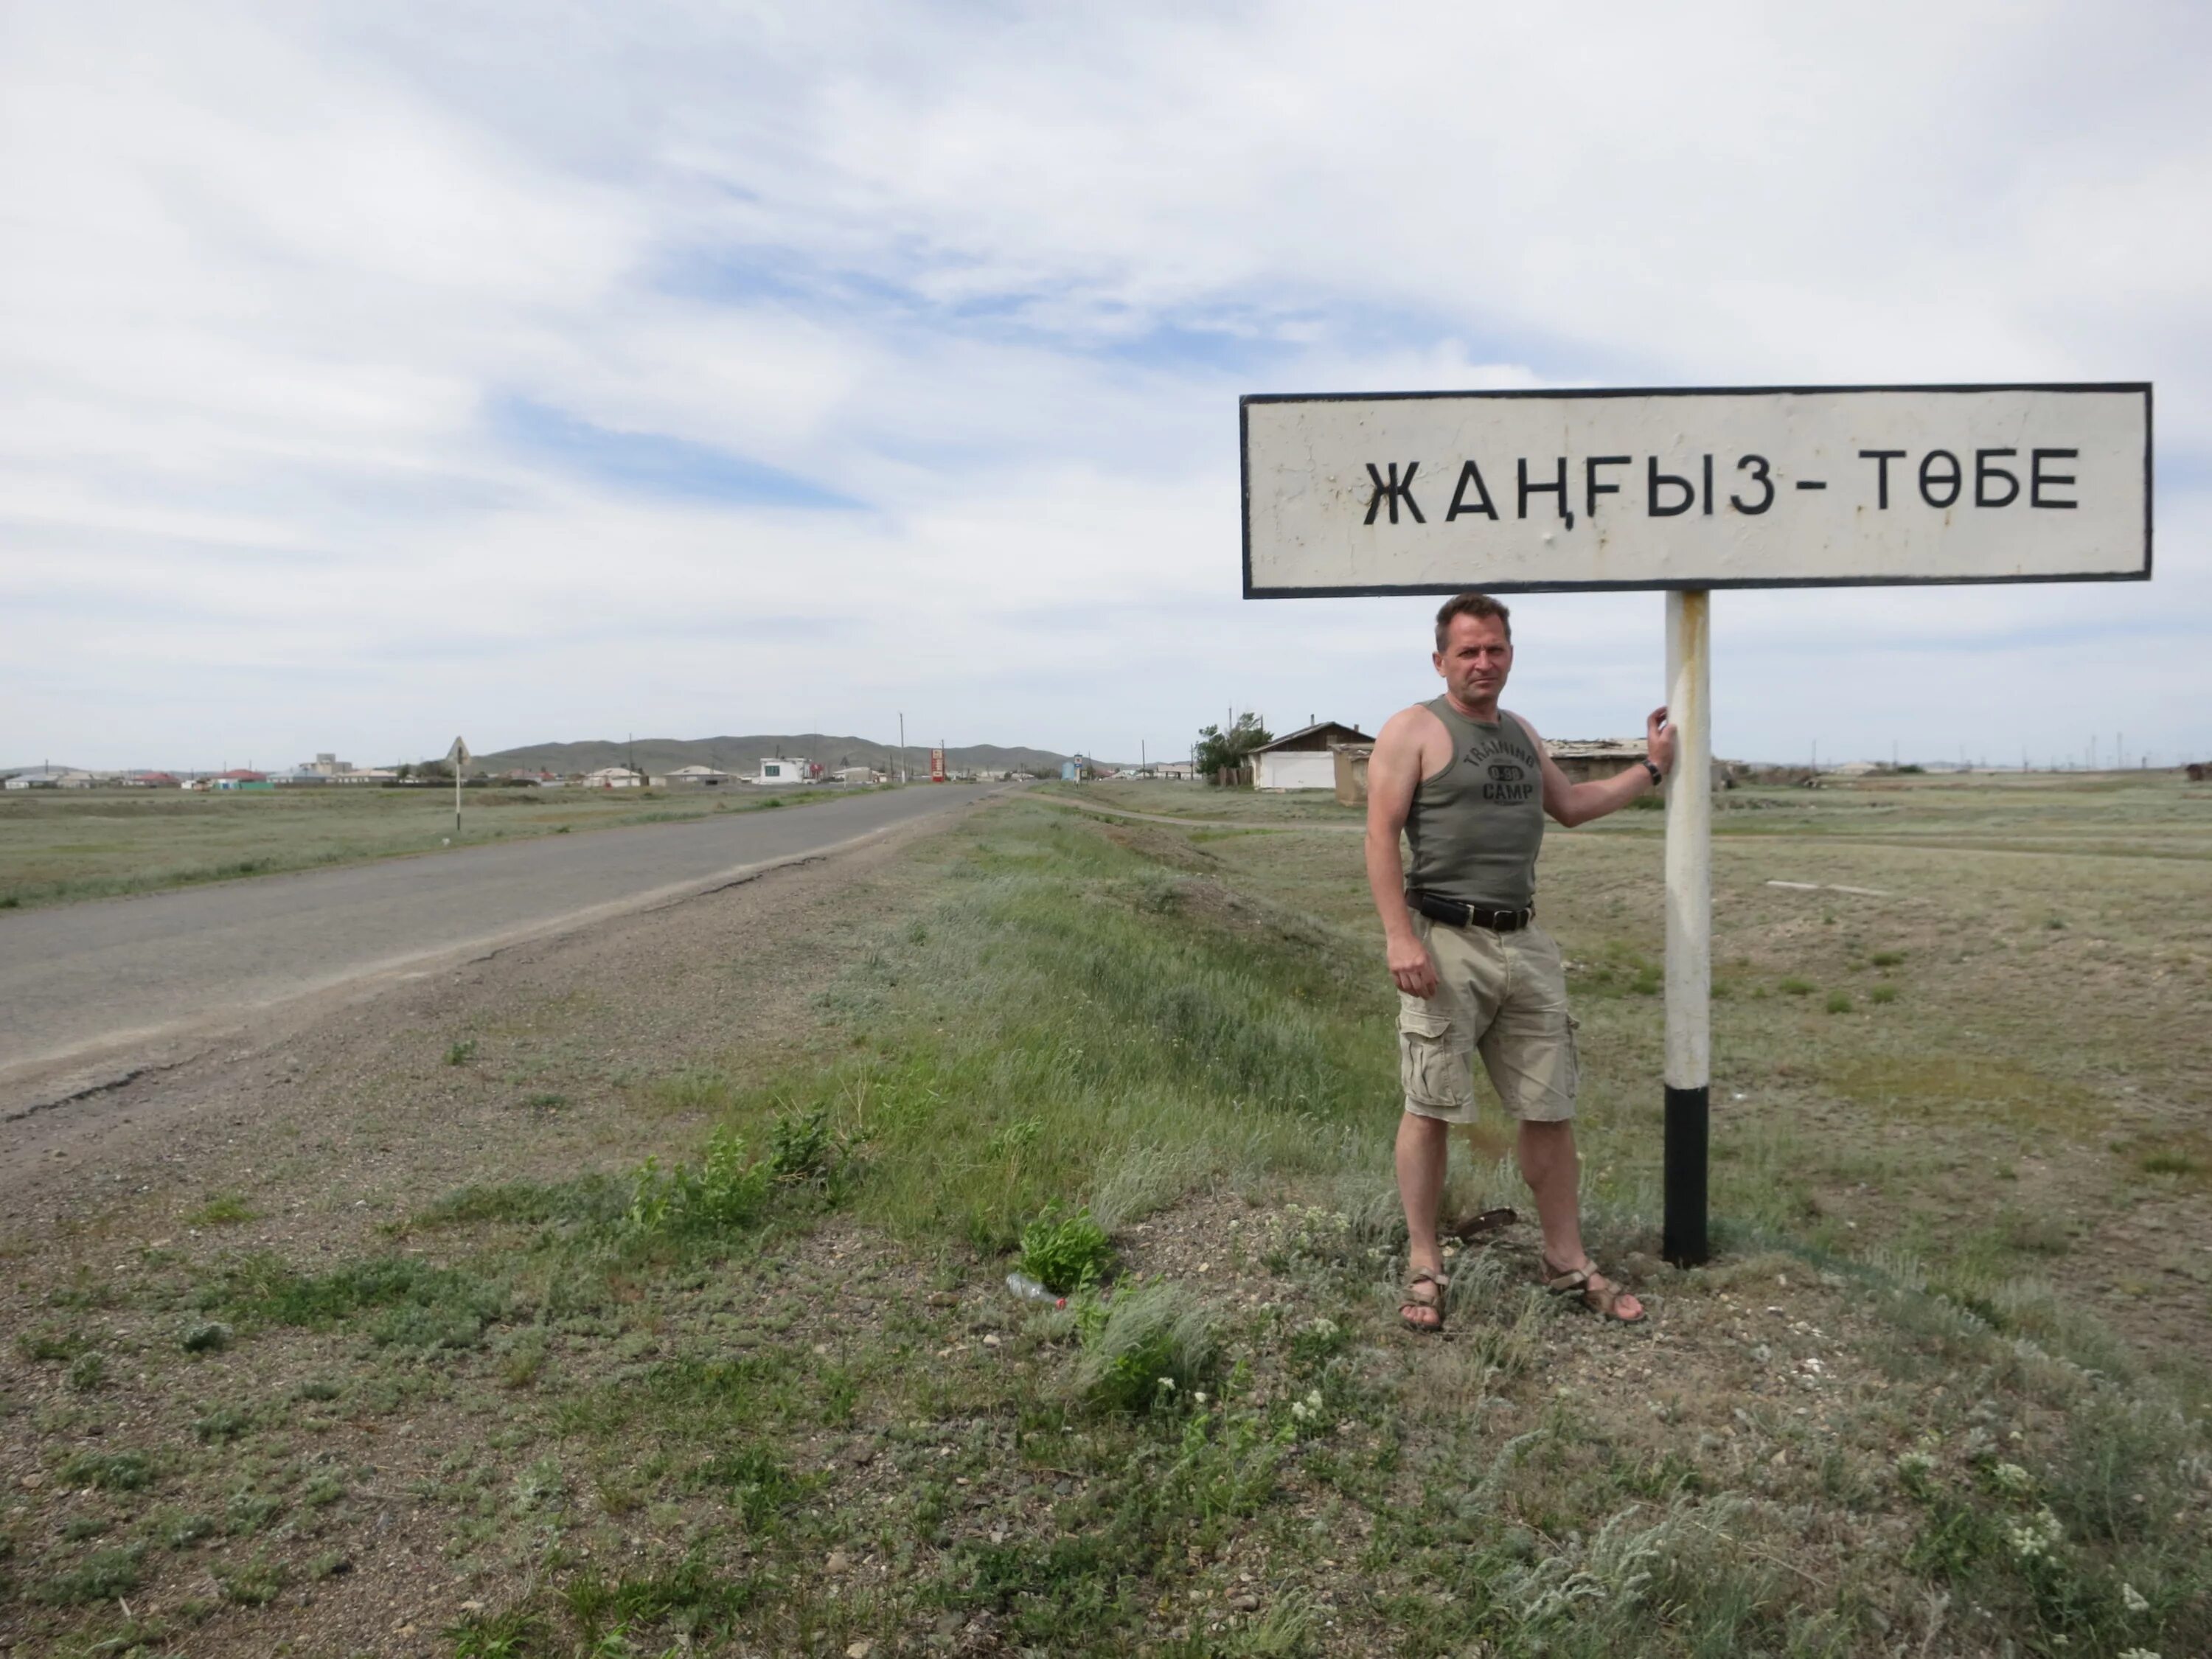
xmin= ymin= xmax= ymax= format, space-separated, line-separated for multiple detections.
xmin=1239 ymin=382 xmax=2152 ymax=598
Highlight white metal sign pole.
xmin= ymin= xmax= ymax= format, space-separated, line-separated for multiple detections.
xmin=1663 ymin=590 xmax=1713 ymax=1265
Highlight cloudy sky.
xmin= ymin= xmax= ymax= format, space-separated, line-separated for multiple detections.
xmin=4 ymin=1 xmax=2206 ymax=771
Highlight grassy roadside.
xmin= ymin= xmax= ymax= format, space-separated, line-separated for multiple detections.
xmin=1054 ymin=772 xmax=2212 ymax=858
xmin=0 ymin=785 xmax=877 ymax=911
xmin=3 ymin=796 xmax=2208 ymax=1656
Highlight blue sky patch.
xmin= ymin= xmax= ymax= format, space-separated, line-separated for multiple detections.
xmin=490 ymin=395 xmax=863 ymax=510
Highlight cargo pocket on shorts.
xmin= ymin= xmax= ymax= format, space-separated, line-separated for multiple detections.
xmin=1397 ymin=1006 xmax=1467 ymax=1113
xmin=1565 ymin=1011 xmax=1582 ymax=1097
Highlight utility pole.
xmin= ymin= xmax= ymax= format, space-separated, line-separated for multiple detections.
xmin=897 ymin=712 xmax=905 ymax=785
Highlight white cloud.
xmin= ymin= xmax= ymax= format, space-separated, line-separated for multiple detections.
xmin=0 ymin=0 xmax=2205 ymax=769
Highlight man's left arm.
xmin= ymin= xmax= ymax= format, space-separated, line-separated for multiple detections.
xmin=1530 ymin=707 xmax=1676 ymax=827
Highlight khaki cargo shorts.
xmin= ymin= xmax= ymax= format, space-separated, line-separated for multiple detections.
xmin=1399 ymin=913 xmax=1579 ymax=1124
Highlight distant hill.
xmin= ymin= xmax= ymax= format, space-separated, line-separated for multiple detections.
xmin=471 ymin=734 xmax=1072 ymax=778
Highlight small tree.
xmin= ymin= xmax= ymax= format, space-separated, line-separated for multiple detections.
xmin=1194 ymin=712 xmax=1272 ymax=776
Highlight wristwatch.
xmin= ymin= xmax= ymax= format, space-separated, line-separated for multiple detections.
xmin=1641 ymin=759 xmax=1663 ymax=787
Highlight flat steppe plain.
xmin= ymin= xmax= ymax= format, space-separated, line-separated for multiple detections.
xmin=0 ymin=784 xmax=996 ymax=1096
xmin=1 ymin=775 xmax=2206 ymax=1658
xmin=0 ymin=782 xmax=864 ymax=911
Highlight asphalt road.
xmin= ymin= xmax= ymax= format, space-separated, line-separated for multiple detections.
xmin=0 ymin=784 xmax=999 ymax=1088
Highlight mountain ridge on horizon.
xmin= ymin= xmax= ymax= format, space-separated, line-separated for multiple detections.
xmin=472 ymin=733 xmax=1074 ymax=776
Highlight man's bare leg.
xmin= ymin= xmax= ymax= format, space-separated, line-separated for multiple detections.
xmin=1517 ymin=1119 xmax=1643 ymax=1321
xmin=1395 ymin=1110 xmax=1450 ymax=1327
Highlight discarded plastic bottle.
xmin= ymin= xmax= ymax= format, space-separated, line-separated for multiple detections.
xmin=1005 ymin=1273 xmax=1066 ymax=1307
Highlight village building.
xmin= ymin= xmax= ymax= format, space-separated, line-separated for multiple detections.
xmin=654 ymin=765 xmax=731 ymax=787
xmin=4 ymin=766 xmax=83 ymax=789
xmin=581 ymin=766 xmax=645 ymax=789
xmin=751 ymin=758 xmax=810 ymax=785
xmin=1545 ymin=738 xmax=1650 ymax=786
xmin=1251 ymin=720 xmax=1376 ymax=792
xmin=1548 ymin=737 xmax=1745 ymax=788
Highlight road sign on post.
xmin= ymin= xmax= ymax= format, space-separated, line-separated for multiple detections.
xmin=446 ymin=736 xmax=471 ymax=835
xmin=1242 ymin=383 xmax=2151 ymax=1266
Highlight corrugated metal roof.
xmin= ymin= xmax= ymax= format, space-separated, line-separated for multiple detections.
xmin=1251 ymin=720 xmax=1374 ymax=754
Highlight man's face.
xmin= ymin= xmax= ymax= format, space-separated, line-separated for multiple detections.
xmin=1433 ymin=613 xmax=1513 ymax=707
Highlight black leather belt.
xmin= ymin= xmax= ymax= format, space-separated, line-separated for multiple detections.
xmin=1408 ymin=890 xmax=1534 ymax=932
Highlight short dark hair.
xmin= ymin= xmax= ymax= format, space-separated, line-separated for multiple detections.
xmin=1434 ymin=591 xmax=1512 ymax=652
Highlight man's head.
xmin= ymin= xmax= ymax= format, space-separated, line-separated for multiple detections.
xmin=1432 ymin=591 xmax=1513 ymax=712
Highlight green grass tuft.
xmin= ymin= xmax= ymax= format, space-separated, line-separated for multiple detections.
xmin=64 ymin=1352 xmax=106 ymax=1391
xmin=199 ymin=1252 xmax=507 ymax=1349
xmin=1019 ymin=1204 xmax=1116 ymax=1293
xmin=1070 ymin=1279 xmax=1220 ymax=1414
xmin=60 ymin=1450 xmax=153 ymax=1492
xmin=626 ymin=1127 xmax=771 ymax=1239
xmin=32 ymin=1544 xmax=145 ymax=1605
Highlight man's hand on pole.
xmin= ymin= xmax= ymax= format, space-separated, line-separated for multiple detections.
xmin=1388 ymin=933 xmax=1439 ymax=1000
xmin=1646 ymin=706 xmax=1676 ymax=776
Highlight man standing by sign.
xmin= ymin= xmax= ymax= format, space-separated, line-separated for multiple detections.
xmin=1250 ymin=383 xmax=2148 ymax=1281
xmin=1368 ymin=593 xmax=1672 ymax=1329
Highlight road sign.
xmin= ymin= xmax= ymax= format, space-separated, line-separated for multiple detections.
xmin=930 ymin=748 xmax=947 ymax=784
xmin=445 ymin=736 xmax=470 ymax=834
xmin=1243 ymin=381 xmax=2155 ymax=1267
xmin=1242 ymin=383 xmax=2150 ymax=597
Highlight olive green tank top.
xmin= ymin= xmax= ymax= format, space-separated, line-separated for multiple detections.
xmin=1403 ymin=698 xmax=1545 ymax=910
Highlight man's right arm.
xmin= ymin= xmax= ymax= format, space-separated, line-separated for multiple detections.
xmin=1365 ymin=709 xmax=1439 ymax=1000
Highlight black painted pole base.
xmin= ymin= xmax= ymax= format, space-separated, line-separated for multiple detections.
xmin=1663 ymin=1083 xmax=1711 ymax=1267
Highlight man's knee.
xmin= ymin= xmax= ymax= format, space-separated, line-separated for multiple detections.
xmin=1398 ymin=1109 xmax=1451 ymax=1146
xmin=1516 ymin=1116 xmax=1576 ymax=1170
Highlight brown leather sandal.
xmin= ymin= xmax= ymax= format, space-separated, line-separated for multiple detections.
xmin=1543 ymin=1258 xmax=1646 ymax=1324
xmin=1399 ymin=1267 xmax=1450 ymax=1334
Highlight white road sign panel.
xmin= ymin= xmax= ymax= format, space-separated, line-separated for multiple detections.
xmin=1241 ymin=383 xmax=2150 ymax=595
